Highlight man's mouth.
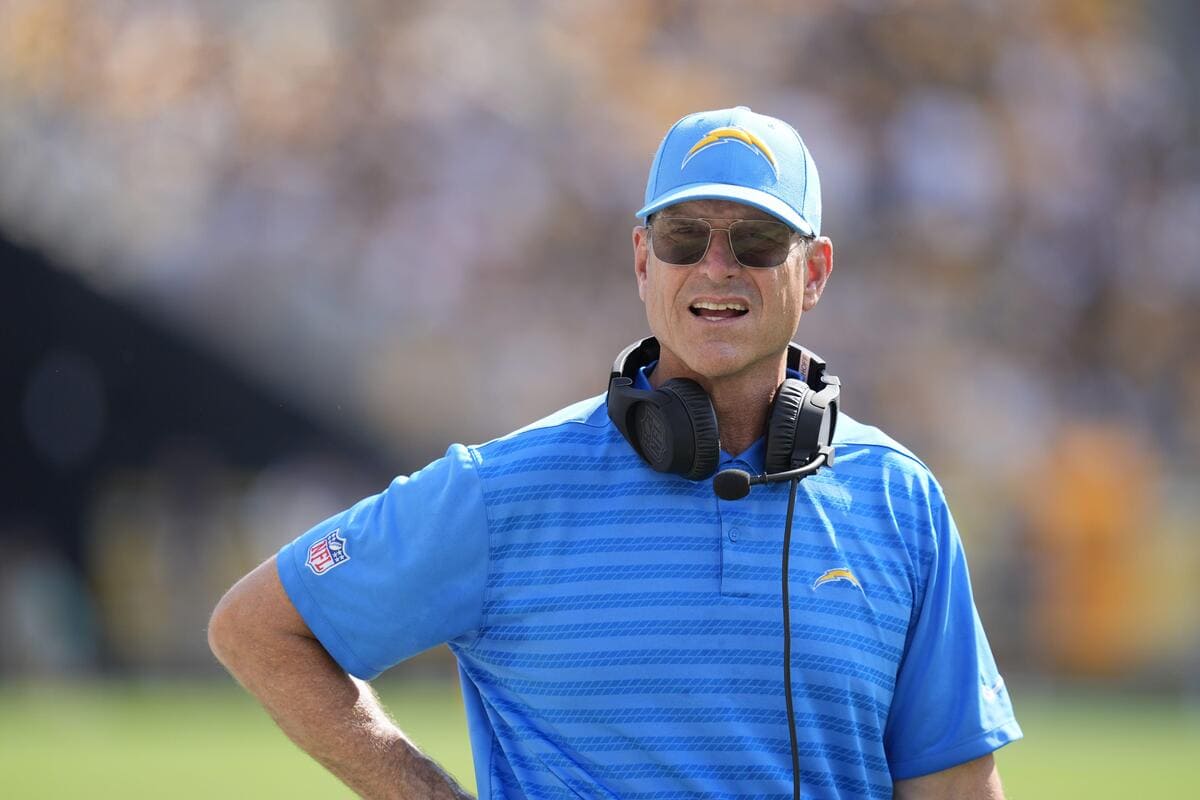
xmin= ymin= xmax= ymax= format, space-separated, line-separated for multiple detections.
xmin=689 ymin=300 xmax=749 ymax=321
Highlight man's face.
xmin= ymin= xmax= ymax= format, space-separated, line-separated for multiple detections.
xmin=633 ymin=199 xmax=832 ymax=384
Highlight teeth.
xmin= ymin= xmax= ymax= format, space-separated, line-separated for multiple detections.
xmin=692 ymin=301 xmax=747 ymax=311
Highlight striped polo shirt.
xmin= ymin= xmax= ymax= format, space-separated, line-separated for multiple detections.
xmin=279 ymin=389 xmax=1021 ymax=799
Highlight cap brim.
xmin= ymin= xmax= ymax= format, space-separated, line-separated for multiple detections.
xmin=636 ymin=183 xmax=815 ymax=237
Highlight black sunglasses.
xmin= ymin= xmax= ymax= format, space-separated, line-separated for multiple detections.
xmin=649 ymin=216 xmax=807 ymax=269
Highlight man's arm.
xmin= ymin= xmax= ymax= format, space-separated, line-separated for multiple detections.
xmin=892 ymin=753 xmax=1005 ymax=800
xmin=207 ymin=556 xmax=472 ymax=800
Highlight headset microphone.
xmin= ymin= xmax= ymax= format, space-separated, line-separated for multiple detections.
xmin=712 ymin=446 xmax=836 ymax=501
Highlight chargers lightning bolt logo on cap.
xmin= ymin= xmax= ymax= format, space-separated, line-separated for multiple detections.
xmin=682 ymin=126 xmax=779 ymax=176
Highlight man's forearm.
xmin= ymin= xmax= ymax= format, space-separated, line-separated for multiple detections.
xmin=264 ymin=649 xmax=468 ymax=799
xmin=208 ymin=561 xmax=472 ymax=799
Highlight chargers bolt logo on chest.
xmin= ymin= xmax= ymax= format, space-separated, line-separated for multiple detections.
xmin=812 ymin=567 xmax=861 ymax=591
xmin=306 ymin=529 xmax=350 ymax=575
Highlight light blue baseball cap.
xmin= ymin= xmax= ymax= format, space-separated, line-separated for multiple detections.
xmin=636 ymin=106 xmax=821 ymax=237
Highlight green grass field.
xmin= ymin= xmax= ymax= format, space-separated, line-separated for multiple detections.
xmin=1 ymin=679 xmax=1197 ymax=798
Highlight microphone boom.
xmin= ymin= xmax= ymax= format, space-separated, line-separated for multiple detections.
xmin=712 ymin=447 xmax=834 ymax=501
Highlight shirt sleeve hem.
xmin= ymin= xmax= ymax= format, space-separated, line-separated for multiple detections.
xmin=455 ymin=444 xmax=493 ymax=653
xmin=888 ymin=719 xmax=1024 ymax=781
xmin=276 ymin=542 xmax=383 ymax=680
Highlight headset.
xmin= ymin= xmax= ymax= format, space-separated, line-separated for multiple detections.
xmin=606 ymin=336 xmax=840 ymax=491
xmin=606 ymin=335 xmax=841 ymax=800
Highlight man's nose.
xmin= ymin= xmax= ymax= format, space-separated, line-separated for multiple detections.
xmin=699 ymin=228 xmax=740 ymax=279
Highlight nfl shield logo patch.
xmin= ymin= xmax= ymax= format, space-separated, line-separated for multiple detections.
xmin=306 ymin=529 xmax=350 ymax=575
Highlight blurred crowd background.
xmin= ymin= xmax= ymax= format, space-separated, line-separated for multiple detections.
xmin=2 ymin=0 xmax=1198 ymax=693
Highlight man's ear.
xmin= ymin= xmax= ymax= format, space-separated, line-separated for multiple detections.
xmin=802 ymin=237 xmax=833 ymax=311
xmin=633 ymin=225 xmax=650 ymax=301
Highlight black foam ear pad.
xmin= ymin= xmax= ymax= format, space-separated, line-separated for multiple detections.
xmin=764 ymin=378 xmax=811 ymax=474
xmin=658 ymin=378 xmax=720 ymax=480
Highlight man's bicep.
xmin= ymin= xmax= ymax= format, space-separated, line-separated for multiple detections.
xmin=209 ymin=555 xmax=316 ymax=656
xmin=892 ymin=754 xmax=1004 ymax=800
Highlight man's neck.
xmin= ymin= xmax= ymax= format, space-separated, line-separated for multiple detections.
xmin=650 ymin=351 xmax=788 ymax=458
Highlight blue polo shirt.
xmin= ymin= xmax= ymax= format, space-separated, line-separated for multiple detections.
xmin=278 ymin=384 xmax=1021 ymax=799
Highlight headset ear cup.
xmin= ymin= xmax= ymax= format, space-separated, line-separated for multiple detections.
xmin=765 ymin=379 xmax=811 ymax=473
xmin=629 ymin=402 xmax=675 ymax=472
xmin=658 ymin=379 xmax=720 ymax=480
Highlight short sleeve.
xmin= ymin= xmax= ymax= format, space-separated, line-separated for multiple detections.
xmin=883 ymin=485 xmax=1023 ymax=779
xmin=276 ymin=444 xmax=490 ymax=680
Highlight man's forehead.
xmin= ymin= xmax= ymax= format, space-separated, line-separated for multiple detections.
xmin=658 ymin=199 xmax=779 ymax=221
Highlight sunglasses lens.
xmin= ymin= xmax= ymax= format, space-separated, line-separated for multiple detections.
xmin=729 ymin=220 xmax=793 ymax=268
xmin=652 ymin=218 xmax=795 ymax=268
xmin=651 ymin=218 xmax=712 ymax=265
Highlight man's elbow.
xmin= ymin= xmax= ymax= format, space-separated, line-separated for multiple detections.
xmin=206 ymin=560 xmax=274 ymax=671
xmin=206 ymin=555 xmax=314 ymax=675
xmin=207 ymin=584 xmax=246 ymax=670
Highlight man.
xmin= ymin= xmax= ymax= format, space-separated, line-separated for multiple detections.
xmin=209 ymin=106 xmax=1022 ymax=799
